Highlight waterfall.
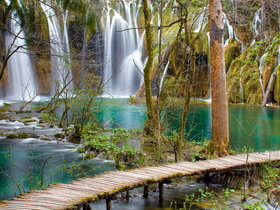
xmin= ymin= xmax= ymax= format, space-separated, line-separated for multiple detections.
xmin=259 ymin=53 xmax=267 ymax=96
xmin=159 ymin=61 xmax=170 ymax=93
xmin=4 ymin=0 xmax=37 ymax=101
xmin=223 ymin=13 xmax=235 ymax=48
xmin=253 ymin=9 xmax=262 ymax=36
xmin=40 ymin=0 xmax=73 ymax=95
xmin=102 ymin=0 xmax=145 ymax=97
xmin=223 ymin=13 xmax=245 ymax=50
xmin=194 ymin=7 xmax=207 ymax=33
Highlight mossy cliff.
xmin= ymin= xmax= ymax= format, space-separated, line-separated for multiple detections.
xmin=227 ymin=34 xmax=280 ymax=105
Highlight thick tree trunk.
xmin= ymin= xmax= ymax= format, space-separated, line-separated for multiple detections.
xmin=209 ymin=0 xmax=229 ymax=156
xmin=143 ymin=0 xmax=156 ymax=135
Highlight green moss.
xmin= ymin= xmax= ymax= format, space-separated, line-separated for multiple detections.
xmin=83 ymin=153 xmax=97 ymax=160
xmin=77 ymin=147 xmax=86 ymax=153
xmin=274 ymin=66 xmax=280 ymax=104
xmin=6 ymin=134 xmax=18 ymax=139
xmin=6 ymin=133 xmax=29 ymax=139
xmin=17 ymin=133 xmax=29 ymax=138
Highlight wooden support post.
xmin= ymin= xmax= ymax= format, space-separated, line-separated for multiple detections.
xmin=82 ymin=203 xmax=91 ymax=210
xmin=204 ymin=172 xmax=210 ymax=185
xmin=159 ymin=182 xmax=163 ymax=203
xmin=144 ymin=185 xmax=149 ymax=198
xmin=126 ymin=190 xmax=130 ymax=201
xmin=106 ymin=197 xmax=112 ymax=210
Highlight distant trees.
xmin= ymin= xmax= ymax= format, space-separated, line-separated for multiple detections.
xmin=209 ymin=0 xmax=229 ymax=156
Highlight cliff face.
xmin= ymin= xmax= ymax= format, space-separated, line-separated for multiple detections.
xmin=31 ymin=2 xmax=52 ymax=95
xmin=227 ymin=35 xmax=280 ymax=104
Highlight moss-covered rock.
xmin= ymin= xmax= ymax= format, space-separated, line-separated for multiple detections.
xmin=7 ymin=132 xmax=29 ymax=139
xmin=225 ymin=39 xmax=242 ymax=71
xmin=227 ymin=48 xmax=262 ymax=104
xmin=274 ymin=66 xmax=280 ymax=104
xmin=262 ymin=52 xmax=276 ymax=91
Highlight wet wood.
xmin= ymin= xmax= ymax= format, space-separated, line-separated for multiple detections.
xmin=144 ymin=185 xmax=149 ymax=198
xmin=83 ymin=203 xmax=91 ymax=210
xmin=106 ymin=197 xmax=112 ymax=210
xmin=159 ymin=182 xmax=163 ymax=203
xmin=0 ymin=151 xmax=279 ymax=210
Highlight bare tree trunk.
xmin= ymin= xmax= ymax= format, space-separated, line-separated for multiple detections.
xmin=262 ymin=72 xmax=276 ymax=106
xmin=143 ymin=0 xmax=156 ymax=135
xmin=209 ymin=0 xmax=229 ymax=156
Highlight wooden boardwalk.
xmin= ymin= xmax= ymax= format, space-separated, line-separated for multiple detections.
xmin=1 ymin=151 xmax=280 ymax=210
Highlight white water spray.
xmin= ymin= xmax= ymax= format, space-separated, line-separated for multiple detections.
xmin=102 ymin=0 xmax=145 ymax=97
xmin=4 ymin=0 xmax=37 ymax=101
xmin=259 ymin=53 xmax=267 ymax=96
xmin=40 ymin=0 xmax=73 ymax=95
xmin=253 ymin=9 xmax=262 ymax=37
xmin=159 ymin=61 xmax=170 ymax=93
xmin=194 ymin=8 xmax=207 ymax=33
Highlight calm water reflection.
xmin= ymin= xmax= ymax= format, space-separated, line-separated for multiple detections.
xmin=96 ymin=100 xmax=280 ymax=152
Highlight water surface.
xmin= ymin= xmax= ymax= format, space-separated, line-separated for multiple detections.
xmin=0 ymin=138 xmax=115 ymax=200
xmin=96 ymin=100 xmax=280 ymax=152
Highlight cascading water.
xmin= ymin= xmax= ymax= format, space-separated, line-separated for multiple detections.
xmin=223 ymin=13 xmax=245 ymax=50
xmin=102 ymin=0 xmax=145 ymax=97
xmin=193 ymin=7 xmax=207 ymax=33
xmin=159 ymin=61 xmax=170 ymax=93
xmin=40 ymin=0 xmax=73 ymax=95
xmin=259 ymin=53 xmax=267 ymax=96
xmin=4 ymin=0 xmax=37 ymax=101
xmin=223 ymin=14 xmax=234 ymax=47
xmin=253 ymin=9 xmax=262 ymax=37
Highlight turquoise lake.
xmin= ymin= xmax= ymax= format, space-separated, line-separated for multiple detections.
xmin=95 ymin=99 xmax=280 ymax=152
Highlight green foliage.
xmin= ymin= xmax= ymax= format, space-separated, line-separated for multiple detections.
xmin=242 ymin=201 xmax=265 ymax=210
xmin=259 ymin=164 xmax=280 ymax=194
xmin=110 ymin=128 xmax=131 ymax=143
xmin=184 ymin=187 xmax=216 ymax=204
xmin=223 ymin=188 xmax=235 ymax=200
xmin=77 ymin=147 xmax=85 ymax=153
xmin=240 ymin=146 xmax=255 ymax=154
xmin=83 ymin=121 xmax=100 ymax=132
xmin=82 ymin=133 xmax=145 ymax=169
xmin=40 ymin=113 xmax=57 ymax=125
